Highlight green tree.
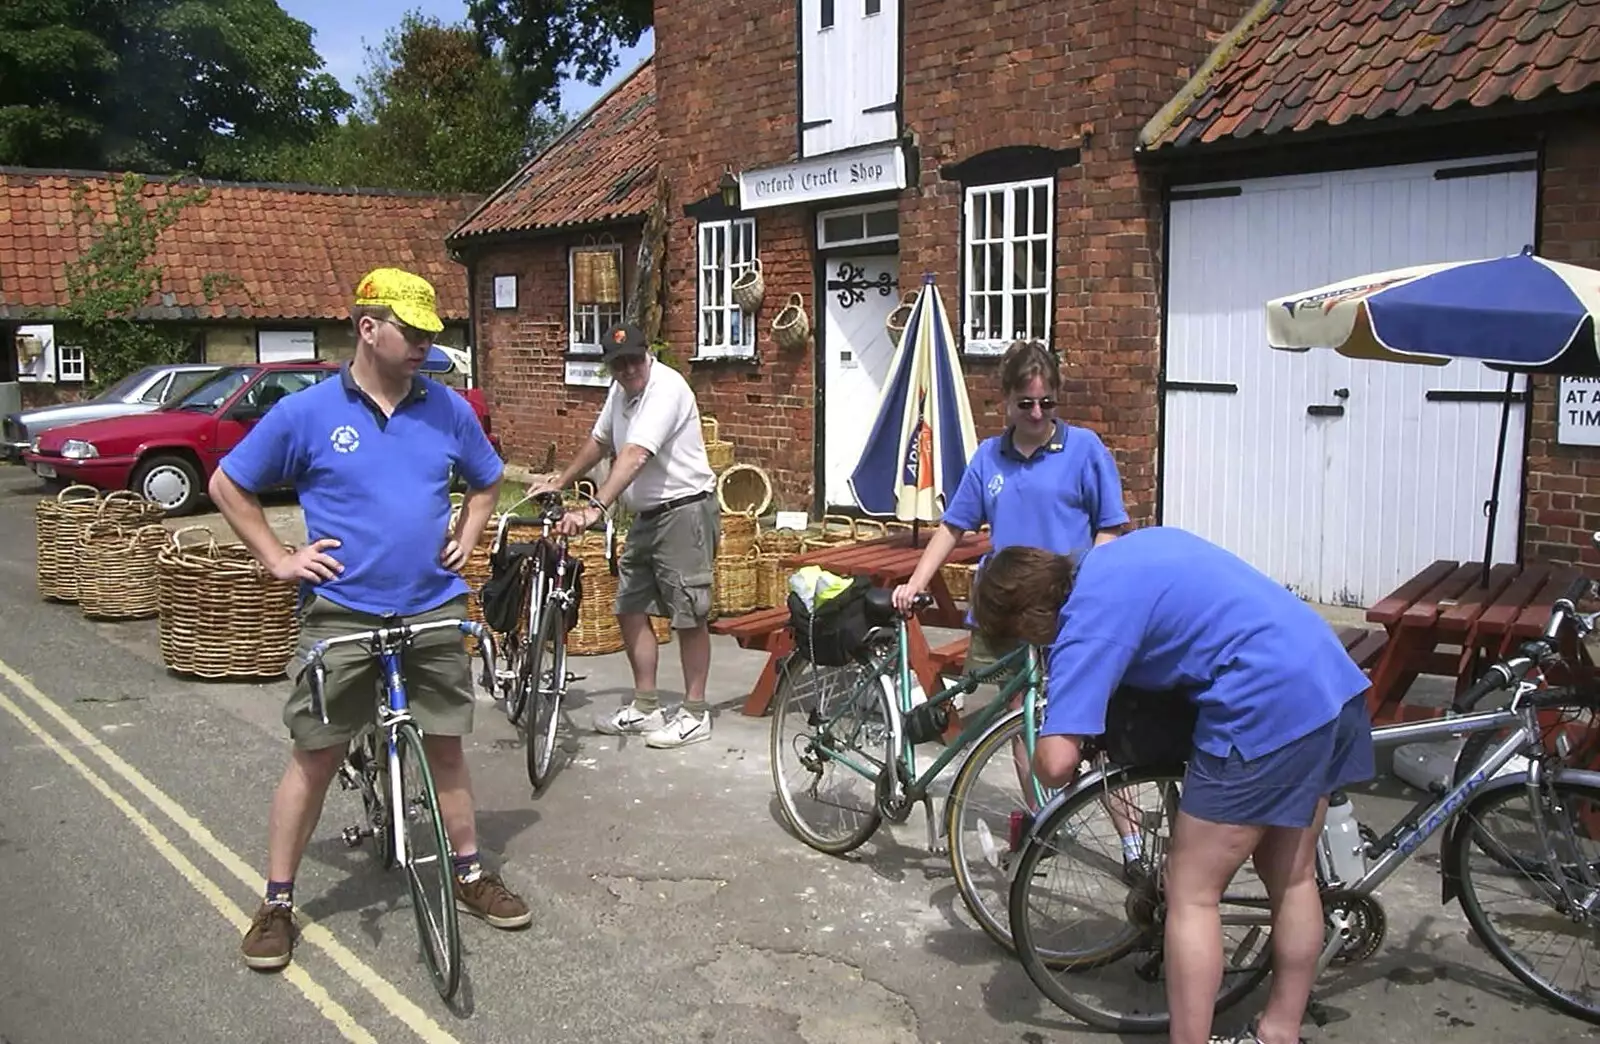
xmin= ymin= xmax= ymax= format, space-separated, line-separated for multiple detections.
xmin=467 ymin=0 xmax=652 ymax=115
xmin=60 ymin=172 xmax=212 ymax=391
xmin=0 ymin=0 xmax=350 ymax=178
xmin=247 ymin=12 xmax=564 ymax=194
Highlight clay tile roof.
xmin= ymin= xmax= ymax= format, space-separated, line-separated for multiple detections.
xmin=0 ymin=169 xmax=480 ymax=321
xmin=450 ymin=57 xmax=655 ymax=241
xmin=1140 ymin=0 xmax=1600 ymax=153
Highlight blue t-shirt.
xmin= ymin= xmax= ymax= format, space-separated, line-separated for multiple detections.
xmin=943 ymin=420 xmax=1128 ymax=557
xmin=1039 ymin=527 xmax=1370 ymax=761
xmin=220 ymin=364 xmax=504 ymax=617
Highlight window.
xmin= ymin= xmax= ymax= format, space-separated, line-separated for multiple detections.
xmin=57 ymin=345 xmax=86 ymax=382
xmin=696 ymin=218 xmax=757 ymax=358
xmin=817 ymin=203 xmax=898 ymax=249
xmin=865 ymin=0 xmax=880 ymax=14
xmin=962 ymin=177 xmax=1053 ymax=355
xmin=821 ymin=0 xmax=835 ymax=28
xmin=569 ymin=245 xmax=625 ymax=353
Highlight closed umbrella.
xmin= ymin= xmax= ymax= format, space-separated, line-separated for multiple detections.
xmin=1265 ymin=247 xmax=1600 ymax=585
xmin=848 ymin=274 xmax=978 ymax=536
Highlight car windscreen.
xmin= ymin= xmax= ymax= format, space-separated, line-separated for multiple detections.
xmin=173 ymin=368 xmax=252 ymax=412
xmin=164 ymin=369 xmax=219 ymax=403
xmin=94 ymin=367 xmax=159 ymax=403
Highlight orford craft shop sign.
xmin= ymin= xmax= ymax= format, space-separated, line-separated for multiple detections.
xmin=736 ymin=142 xmax=908 ymax=210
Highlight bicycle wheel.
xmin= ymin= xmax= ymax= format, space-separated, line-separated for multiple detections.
xmin=505 ymin=573 xmax=547 ymax=725
xmin=394 ymin=721 xmax=462 ymax=1000
xmin=1009 ymin=764 xmax=1273 ymax=1033
xmin=1453 ymin=773 xmax=1600 ymax=1024
xmin=769 ymin=654 xmax=889 ymax=854
xmin=945 ymin=704 xmax=1044 ymax=951
xmin=359 ymin=725 xmax=395 ymax=869
xmin=526 ymin=598 xmax=566 ymax=791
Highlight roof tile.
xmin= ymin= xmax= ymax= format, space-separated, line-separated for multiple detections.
xmin=1142 ymin=0 xmax=1600 ymax=151
xmin=450 ymin=58 xmax=656 ymax=241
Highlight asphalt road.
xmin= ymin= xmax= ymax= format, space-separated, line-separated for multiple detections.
xmin=2 ymin=463 xmax=1599 ymax=1044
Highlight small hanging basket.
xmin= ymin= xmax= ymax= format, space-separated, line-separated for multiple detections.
xmin=731 ymin=257 xmax=765 ymax=312
xmin=772 ymin=292 xmax=811 ymax=351
xmin=716 ymin=463 xmax=773 ymax=518
xmin=885 ymin=290 xmax=917 ymax=347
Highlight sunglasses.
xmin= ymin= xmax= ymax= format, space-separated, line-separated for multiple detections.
xmin=381 ymin=318 xmax=433 ymax=347
xmin=1012 ymin=397 xmax=1057 ymax=412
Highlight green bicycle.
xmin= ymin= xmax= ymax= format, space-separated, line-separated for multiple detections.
xmin=769 ymin=587 xmax=1053 ymax=950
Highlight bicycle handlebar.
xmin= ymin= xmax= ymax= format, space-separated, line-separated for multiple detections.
xmin=305 ymin=617 xmax=496 ymax=725
xmin=493 ymin=486 xmax=616 ymax=571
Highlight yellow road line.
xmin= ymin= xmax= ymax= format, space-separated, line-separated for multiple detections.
xmin=0 ymin=658 xmax=465 ymax=1044
xmin=0 ymin=687 xmax=377 ymax=1044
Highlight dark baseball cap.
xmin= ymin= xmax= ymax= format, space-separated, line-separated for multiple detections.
xmin=601 ymin=322 xmax=650 ymax=362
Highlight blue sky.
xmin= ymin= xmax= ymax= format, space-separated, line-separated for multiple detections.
xmin=278 ymin=0 xmax=654 ymax=117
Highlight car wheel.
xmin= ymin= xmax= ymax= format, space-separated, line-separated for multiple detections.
xmin=133 ymin=455 xmax=202 ymax=515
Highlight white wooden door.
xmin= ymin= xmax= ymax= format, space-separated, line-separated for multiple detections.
xmin=822 ymin=254 xmax=901 ymax=507
xmin=799 ymin=0 xmax=898 ymax=156
xmin=1162 ymin=154 xmax=1537 ymax=606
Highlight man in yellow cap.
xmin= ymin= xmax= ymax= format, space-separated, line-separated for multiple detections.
xmin=211 ymin=267 xmax=532 ymax=973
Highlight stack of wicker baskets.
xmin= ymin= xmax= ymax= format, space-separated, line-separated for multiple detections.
xmin=156 ymin=526 xmax=300 ymax=679
xmin=711 ymin=510 xmax=760 ymax=617
xmin=36 ymin=486 xmax=165 ymax=603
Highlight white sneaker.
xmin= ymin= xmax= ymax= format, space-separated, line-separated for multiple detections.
xmin=644 ymin=708 xmax=711 ymax=749
xmin=594 ymin=705 xmax=666 ymax=736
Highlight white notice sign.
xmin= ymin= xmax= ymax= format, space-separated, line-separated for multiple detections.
xmin=1558 ymin=377 xmax=1600 ymax=446
xmin=565 ymin=357 xmax=610 ymax=388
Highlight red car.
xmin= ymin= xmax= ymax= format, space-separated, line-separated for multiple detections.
xmin=24 ymin=361 xmax=502 ymax=515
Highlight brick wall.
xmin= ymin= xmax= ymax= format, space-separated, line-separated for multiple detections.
xmin=650 ymin=0 xmax=1248 ymax=517
xmin=470 ymin=232 xmax=641 ymax=471
xmin=1523 ymin=111 xmax=1600 ymax=568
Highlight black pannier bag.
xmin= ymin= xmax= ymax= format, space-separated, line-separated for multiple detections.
xmin=786 ymin=574 xmax=874 ymax=668
xmin=479 ymin=538 xmax=586 ymax=635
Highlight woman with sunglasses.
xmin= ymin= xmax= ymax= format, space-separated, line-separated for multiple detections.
xmin=892 ymin=339 xmax=1136 ymax=863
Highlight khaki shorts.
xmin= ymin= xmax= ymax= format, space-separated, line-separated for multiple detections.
xmin=616 ymin=495 xmax=720 ymax=629
xmin=283 ymin=594 xmax=475 ymax=751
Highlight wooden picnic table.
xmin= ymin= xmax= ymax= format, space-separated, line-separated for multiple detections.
xmin=711 ymin=529 xmax=991 ymax=721
xmin=1361 ymin=558 xmax=1595 ymax=726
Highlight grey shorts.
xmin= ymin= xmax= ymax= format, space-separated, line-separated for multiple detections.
xmin=283 ymin=594 xmax=475 ymax=751
xmin=617 ymin=494 xmax=720 ymax=628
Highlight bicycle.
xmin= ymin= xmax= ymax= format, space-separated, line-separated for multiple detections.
xmin=325 ymin=614 xmax=498 ymax=1001
xmin=489 ymin=487 xmax=615 ymax=790
xmin=770 ymin=586 xmax=1056 ymax=950
xmin=1005 ymin=574 xmax=1600 ymax=1032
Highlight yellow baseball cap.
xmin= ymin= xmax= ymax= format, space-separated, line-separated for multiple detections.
xmin=354 ymin=267 xmax=444 ymax=333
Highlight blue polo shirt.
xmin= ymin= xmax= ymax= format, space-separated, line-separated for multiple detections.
xmin=219 ymin=364 xmax=504 ymax=617
xmin=1039 ymin=527 xmax=1370 ymax=761
xmin=943 ymin=420 xmax=1129 ymax=556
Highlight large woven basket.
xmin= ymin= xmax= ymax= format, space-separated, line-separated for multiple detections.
xmin=716 ymin=463 xmax=772 ymax=518
xmin=712 ymin=549 xmax=758 ymax=617
xmin=752 ymin=548 xmax=786 ymax=609
xmin=568 ymin=533 xmax=623 ymax=655
xmin=157 ymin=527 xmax=299 ymax=679
xmin=79 ymin=520 xmax=170 ymax=620
xmin=721 ymin=511 xmax=759 ymax=557
xmin=36 ymin=484 xmax=102 ymax=602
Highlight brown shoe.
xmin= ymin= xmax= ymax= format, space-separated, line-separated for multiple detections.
xmin=242 ymin=903 xmax=296 ymax=970
xmin=455 ymin=871 xmax=533 ymax=929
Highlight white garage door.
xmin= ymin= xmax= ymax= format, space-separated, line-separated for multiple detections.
xmin=1161 ymin=153 xmax=1537 ymax=607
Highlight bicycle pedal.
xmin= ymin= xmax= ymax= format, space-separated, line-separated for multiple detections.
xmin=564 ymin=671 xmax=587 ymax=684
xmin=341 ymin=825 xmax=367 ymax=847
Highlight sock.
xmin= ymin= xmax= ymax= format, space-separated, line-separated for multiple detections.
xmin=452 ymin=851 xmax=483 ymax=885
xmin=631 ymin=689 xmax=660 ymax=714
xmin=1120 ymin=833 xmax=1143 ymax=863
xmin=265 ymin=879 xmax=294 ymax=908
xmin=682 ymin=698 xmax=707 ymax=718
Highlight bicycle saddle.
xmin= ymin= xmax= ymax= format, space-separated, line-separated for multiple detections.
xmin=864 ymin=588 xmax=899 ymax=625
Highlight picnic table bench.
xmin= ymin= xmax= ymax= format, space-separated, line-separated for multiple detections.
xmin=710 ymin=529 xmax=991 ymax=721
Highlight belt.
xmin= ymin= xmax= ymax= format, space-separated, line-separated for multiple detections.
xmin=637 ymin=489 xmax=713 ymax=520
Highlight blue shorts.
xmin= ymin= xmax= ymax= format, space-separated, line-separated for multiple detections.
xmin=1180 ymin=694 xmax=1375 ymax=829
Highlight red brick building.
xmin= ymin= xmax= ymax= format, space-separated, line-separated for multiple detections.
xmin=0 ymin=168 xmax=478 ymax=408
xmin=455 ymin=0 xmax=1600 ymax=608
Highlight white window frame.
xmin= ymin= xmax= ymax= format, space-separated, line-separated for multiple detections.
xmin=568 ymin=244 xmax=626 ymax=355
xmin=696 ymin=218 xmax=758 ymax=359
xmin=816 ymin=202 xmax=899 ymax=249
xmin=57 ymin=345 xmax=86 ymax=382
xmin=961 ymin=176 xmax=1054 ymax=356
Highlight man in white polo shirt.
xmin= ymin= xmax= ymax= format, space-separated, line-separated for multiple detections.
xmin=538 ymin=323 xmax=720 ymax=748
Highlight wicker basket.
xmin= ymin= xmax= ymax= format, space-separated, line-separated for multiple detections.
xmin=706 ymin=438 xmax=735 ymax=472
xmin=79 ymin=521 xmax=169 ymax=620
xmin=731 ymin=257 xmax=765 ymax=312
xmin=716 ymin=463 xmax=773 ymax=518
xmin=885 ymin=290 xmax=917 ymax=347
xmin=721 ymin=511 xmax=759 ymax=557
xmin=36 ymin=484 xmax=102 ymax=602
xmin=157 ymin=528 xmax=299 ymax=679
xmin=772 ymin=292 xmax=811 ymax=350
xmin=753 ymin=549 xmax=786 ymax=608
xmin=98 ymin=489 xmax=166 ymax=528
xmin=567 ymin=534 xmax=623 ymax=655
xmin=940 ymin=562 xmax=976 ymax=604
xmin=758 ymin=527 xmax=804 ymax=556
xmin=700 ymin=415 xmax=719 ymax=444
xmin=713 ymin=550 xmax=758 ymax=616
xmin=818 ymin=514 xmax=856 ymax=544
xmin=852 ymin=517 xmax=887 ymax=542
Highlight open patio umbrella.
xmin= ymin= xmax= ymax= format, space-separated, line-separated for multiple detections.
xmin=848 ymin=274 xmax=978 ymax=536
xmin=1265 ymin=247 xmax=1600 ymax=586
